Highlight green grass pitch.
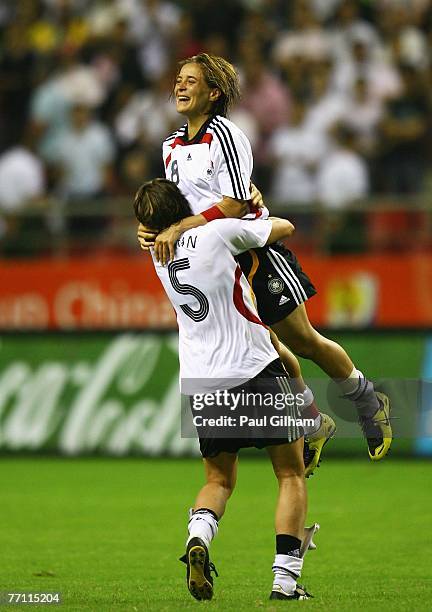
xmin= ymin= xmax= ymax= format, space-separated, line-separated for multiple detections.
xmin=1 ymin=456 xmax=431 ymax=611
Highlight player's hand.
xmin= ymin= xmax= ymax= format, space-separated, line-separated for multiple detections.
xmin=137 ymin=223 xmax=158 ymax=250
xmin=154 ymin=223 xmax=181 ymax=266
xmin=250 ymin=182 xmax=264 ymax=208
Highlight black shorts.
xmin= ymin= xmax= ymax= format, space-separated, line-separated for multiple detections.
xmin=194 ymin=359 xmax=304 ymax=459
xmin=236 ymin=243 xmax=317 ymax=326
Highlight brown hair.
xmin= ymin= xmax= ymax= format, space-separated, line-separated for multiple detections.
xmin=175 ymin=53 xmax=241 ymax=117
xmin=134 ymin=178 xmax=192 ymax=231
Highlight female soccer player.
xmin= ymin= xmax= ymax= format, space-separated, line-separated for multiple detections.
xmin=138 ymin=53 xmax=391 ymax=466
xmin=135 ymin=177 xmax=315 ymax=601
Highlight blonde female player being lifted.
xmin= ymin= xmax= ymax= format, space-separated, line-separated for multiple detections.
xmin=138 ymin=53 xmax=392 ymax=470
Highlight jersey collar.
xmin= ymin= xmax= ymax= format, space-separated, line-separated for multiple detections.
xmin=180 ymin=116 xmax=215 ymax=145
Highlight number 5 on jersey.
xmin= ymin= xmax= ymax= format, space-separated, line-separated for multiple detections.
xmin=168 ymin=258 xmax=209 ymax=322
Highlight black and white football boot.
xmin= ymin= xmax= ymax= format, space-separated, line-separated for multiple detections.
xmin=179 ymin=537 xmax=218 ymax=601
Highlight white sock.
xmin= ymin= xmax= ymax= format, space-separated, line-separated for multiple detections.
xmin=272 ymin=554 xmax=303 ymax=595
xmin=298 ymin=386 xmax=321 ymax=435
xmin=299 ymin=385 xmax=314 ymax=409
xmin=337 ymin=368 xmax=379 ymax=416
xmin=186 ymin=508 xmax=218 ymax=549
xmin=303 ymin=414 xmax=322 ymax=436
xmin=338 ymin=367 xmax=364 ymax=396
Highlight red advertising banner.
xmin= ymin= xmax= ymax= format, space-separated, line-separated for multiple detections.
xmin=0 ymin=253 xmax=431 ymax=329
xmin=0 ymin=255 xmax=175 ymax=330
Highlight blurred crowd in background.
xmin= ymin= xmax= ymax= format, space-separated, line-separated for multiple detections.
xmin=0 ymin=0 xmax=431 ymax=256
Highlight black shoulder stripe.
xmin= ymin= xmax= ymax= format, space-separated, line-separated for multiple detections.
xmin=211 ymin=122 xmax=240 ymax=199
xmin=215 ymin=118 xmax=248 ymax=199
xmin=214 ymin=118 xmax=249 ymax=199
xmin=163 ymin=125 xmax=186 ymax=143
xmin=164 ymin=132 xmax=177 ymax=143
xmin=211 ymin=121 xmax=245 ymax=199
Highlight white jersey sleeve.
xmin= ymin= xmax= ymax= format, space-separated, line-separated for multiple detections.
xmin=212 ymin=218 xmax=272 ymax=256
xmin=211 ymin=117 xmax=253 ymax=201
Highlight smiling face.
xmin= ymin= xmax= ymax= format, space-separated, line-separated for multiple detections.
xmin=174 ymin=62 xmax=220 ymax=120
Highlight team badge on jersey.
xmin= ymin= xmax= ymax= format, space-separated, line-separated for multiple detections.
xmin=205 ymin=161 xmax=214 ymax=180
xmin=268 ymin=277 xmax=285 ymax=294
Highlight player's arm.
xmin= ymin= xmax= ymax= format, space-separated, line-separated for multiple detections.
xmin=137 ymin=183 xmax=264 ymax=253
xmin=266 ymin=216 xmax=295 ymax=244
xmin=215 ymin=216 xmax=294 ymax=257
xmin=150 ymin=196 xmax=247 ymax=265
xmin=138 ymin=189 xmax=267 ymax=266
xmin=137 ymin=197 xmax=248 ymax=264
xmin=137 ymin=197 xmax=246 ymax=264
xmin=138 ymin=185 xmax=264 ymax=264
xmin=200 ymin=183 xmax=263 ymax=220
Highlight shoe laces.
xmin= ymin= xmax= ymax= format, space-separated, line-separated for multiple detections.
xmin=358 ymin=412 xmax=395 ymax=431
xmin=209 ymin=561 xmax=218 ymax=577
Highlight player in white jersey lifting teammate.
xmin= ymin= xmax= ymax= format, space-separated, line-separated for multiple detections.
xmin=137 ymin=53 xmax=392 ymax=466
xmin=134 ymin=177 xmax=316 ymax=601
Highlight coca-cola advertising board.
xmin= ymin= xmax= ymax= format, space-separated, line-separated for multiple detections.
xmin=0 ymin=332 xmax=429 ymax=455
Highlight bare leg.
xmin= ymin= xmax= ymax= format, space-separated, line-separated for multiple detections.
xmin=194 ymin=452 xmax=238 ymax=519
xmin=272 ymin=303 xmax=354 ymax=380
xmin=272 ymin=304 xmax=390 ymax=463
xmin=270 ymin=328 xmax=321 ymax=435
xmin=267 ymin=438 xmax=307 ymax=539
xmin=270 ymin=329 xmax=306 ymax=390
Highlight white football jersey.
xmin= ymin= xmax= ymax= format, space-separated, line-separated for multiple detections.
xmin=152 ymin=218 xmax=279 ymax=394
xmin=162 ymin=115 xmax=269 ymax=220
